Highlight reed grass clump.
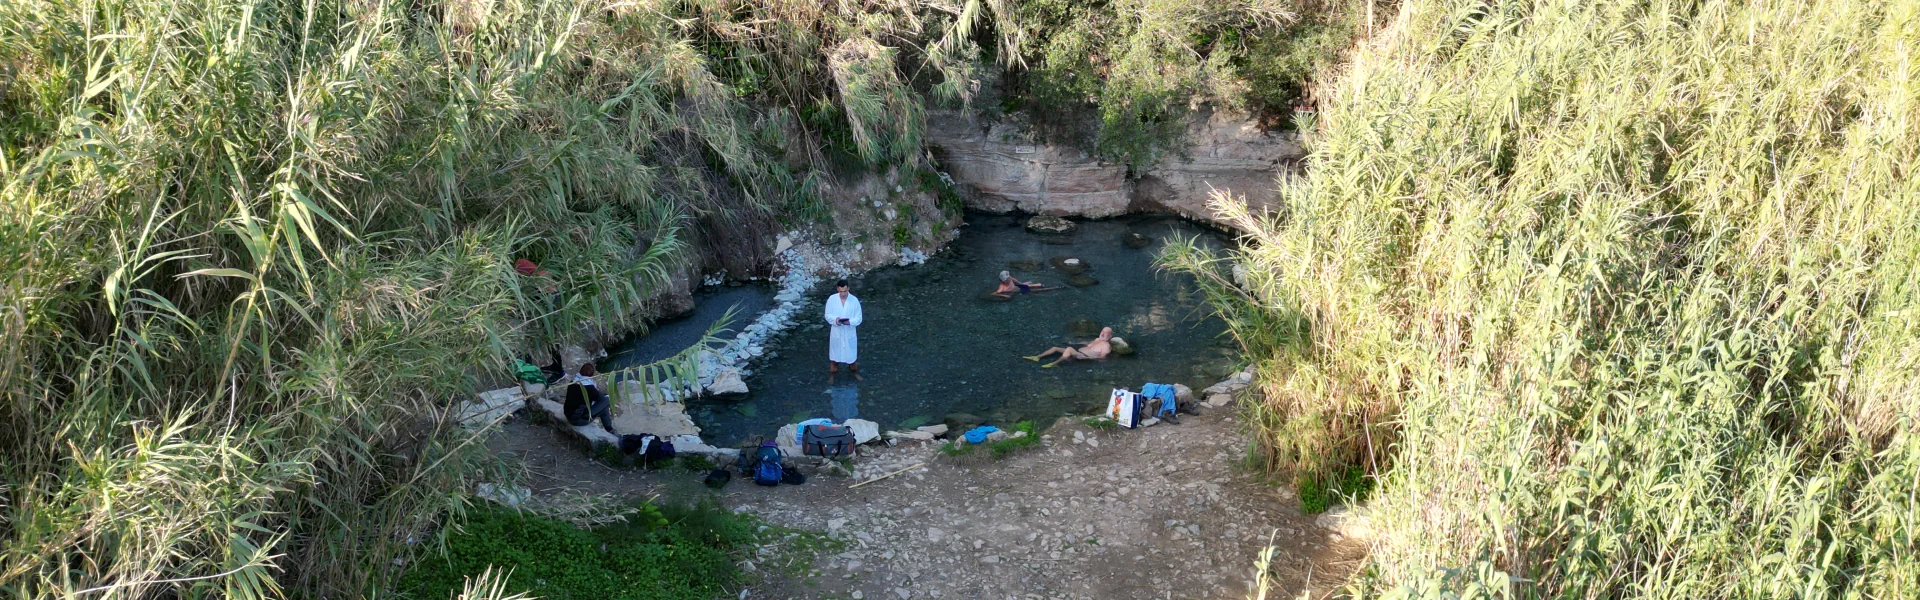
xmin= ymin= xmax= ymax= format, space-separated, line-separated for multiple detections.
xmin=1169 ymin=0 xmax=1920 ymax=596
xmin=0 ymin=0 xmax=987 ymax=597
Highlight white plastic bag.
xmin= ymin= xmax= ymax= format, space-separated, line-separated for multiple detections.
xmin=1107 ymin=388 xmax=1141 ymax=428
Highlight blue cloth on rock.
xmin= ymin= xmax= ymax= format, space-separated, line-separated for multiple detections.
xmin=1141 ymin=383 xmax=1179 ymax=417
xmin=962 ymin=425 xmax=1001 ymax=444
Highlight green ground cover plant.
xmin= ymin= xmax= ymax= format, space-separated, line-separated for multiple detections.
xmin=1167 ymin=0 xmax=1920 ymax=596
xmin=399 ymin=502 xmax=759 ymax=600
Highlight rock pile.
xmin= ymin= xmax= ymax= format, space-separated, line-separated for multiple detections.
xmin=693 ymin=238 xmax=827 ymax=397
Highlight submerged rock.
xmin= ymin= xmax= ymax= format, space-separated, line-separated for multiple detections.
xmin=1026 ymin=215 xmax=1077 ymax=235
xmin=1109 ymin=336 xmax=1134 ymax=355
xmin=1067 ymin=318 xmax=1103 ymax=338
xmin=1067 ymin=274 xmax=1099 ymax=287
xmin=1123 ymin=232 xmax=1153 ymax=249
xmin=942 ymin=413 xmax=985 ymax=432
xmin=1007 ymin=259 xmax=1042 ymax=272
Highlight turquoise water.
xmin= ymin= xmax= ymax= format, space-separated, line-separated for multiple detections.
xmin=633 ymin=213 xmax=1237 ymax=444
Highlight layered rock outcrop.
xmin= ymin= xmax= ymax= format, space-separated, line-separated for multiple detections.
xmin=926 ymin=108 xmax=1304 ymax=225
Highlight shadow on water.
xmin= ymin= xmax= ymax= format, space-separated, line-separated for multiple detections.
xmin=603 ymin=284 xmax=775 ymax=371
xmin=670 ymin=212 xmax=1236 ymax=445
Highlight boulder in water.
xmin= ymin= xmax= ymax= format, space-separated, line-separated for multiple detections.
xmin=1049 ymin=256 xmax=1089 ymax=275
xmin=1026 ymin=215 xmax=1077 ymax=235
xmin=1109 ymin=336 xmax=1134 ymax=355
xmin=1007 ymin=259 xmax=1042 ymax=272
xmin=1067 ymin=275 xmax=1099 ymax=287
xmin=1123 ymin=232 xmax=1153 ymax=249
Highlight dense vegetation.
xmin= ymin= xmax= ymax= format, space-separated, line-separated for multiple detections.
xmin=0 ymin=0 xmax=1349 ymax=597
xmin=399 ymin=502 xmax=762 ymax=600
xmin=1169 ymin=0 xmax=1918 ymax=596
xmin=1005 ymin=0 xmax=1363 ymax=168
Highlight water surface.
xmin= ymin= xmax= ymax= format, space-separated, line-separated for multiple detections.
xmin=682 ymin=213 xmax=1236 ymax=444
xmin=603 ymin=284 xmax=774 ymax=371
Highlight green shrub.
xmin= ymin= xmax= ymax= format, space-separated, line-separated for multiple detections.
xmin=1295 ymin=464 xmax=1371 ymax=515
xmin=400 ymin=502 xmax=757 ymax=600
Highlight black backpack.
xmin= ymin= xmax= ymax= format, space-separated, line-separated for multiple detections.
xmin=802 ymin=424 xmax=856 ymax=458
xmin=703 ymin=469 xmax=732 ymax=489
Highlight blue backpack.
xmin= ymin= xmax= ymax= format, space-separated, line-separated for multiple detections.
xmin=752 ymin=442 xmax=785 ymax=486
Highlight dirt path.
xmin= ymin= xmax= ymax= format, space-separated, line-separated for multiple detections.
xmin=488 ymin=410 xmax=1365 ymax=600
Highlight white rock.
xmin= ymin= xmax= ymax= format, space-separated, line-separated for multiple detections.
xmin=706 ymin=369 xmax=749 ymax=395
xmin=916 ymin=424 xmax=949 ymax=436
xmin=671 ymin=435 xmax=741 ymax=460
xmin=846 ymin=419 xmax=881 ymax=444
xmin=1205 ymin=393 xmax=1233 ymax=408
xmin=888 ymin=430 xmax=936 ymax=442
xmin=1141 ymin=417 xmax=1160 ymax=427
xmin=985 ymin=430 xmax=1010 ymax=442
xmin=1173 ymin=384 xmax=1195 ymax=406
xmin=774 ymin=235 xmax=794 ymax=254
xmin=775 ymin=424 xmax=803 ymax=457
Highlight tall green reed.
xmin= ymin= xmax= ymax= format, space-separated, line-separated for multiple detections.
xmin=1170 ymin=0 xmax=1919 ymax=596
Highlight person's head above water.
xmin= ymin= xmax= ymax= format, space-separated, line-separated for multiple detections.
xmin=1098 ymin=327 xmax=1114 ymax=340
xmin=999 ymin=270 xmax=1012 ymax=281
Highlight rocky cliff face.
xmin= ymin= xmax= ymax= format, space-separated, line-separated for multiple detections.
xmin=926 ymin=108 xmax=1304 ymax=226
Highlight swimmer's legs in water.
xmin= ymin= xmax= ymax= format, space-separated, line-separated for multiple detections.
xmin=1025 ymin=347 xmax=1077 ymax=367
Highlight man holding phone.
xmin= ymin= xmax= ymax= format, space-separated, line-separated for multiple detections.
xmin=823 ymin=279 xmax=863 ymax=373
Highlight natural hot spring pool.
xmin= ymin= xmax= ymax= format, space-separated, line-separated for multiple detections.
xmin=628 ymin=212 xmax=1237 ymax=445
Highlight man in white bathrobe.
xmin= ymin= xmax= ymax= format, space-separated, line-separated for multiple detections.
xmin=824 ymin=280 xmax=863 ymax=373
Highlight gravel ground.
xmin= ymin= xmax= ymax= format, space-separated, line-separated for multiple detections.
xmin=488 ymin=408 xmax=1366 ymax=600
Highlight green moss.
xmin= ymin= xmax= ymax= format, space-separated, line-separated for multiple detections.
xmin=986 ymin=421 xmax=1043 ymax=458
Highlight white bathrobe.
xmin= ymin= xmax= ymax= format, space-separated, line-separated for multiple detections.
xmin=823 ymin=293 xmax=863 ymax=364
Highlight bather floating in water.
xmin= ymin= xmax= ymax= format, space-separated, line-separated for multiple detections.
xmin=1024 ymin=327 xmax=1115 ymax=368
xmin=993 ymin=270 xmax=1060 ymax=298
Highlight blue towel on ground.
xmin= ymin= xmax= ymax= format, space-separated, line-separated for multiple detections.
xmin=1141 ymin=383 xmax=1178 ymax=417
xmin=963 ymin=425 xmax=1001 ymax=444
xmin=795 ymin=418 xmax=834 ymax=444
